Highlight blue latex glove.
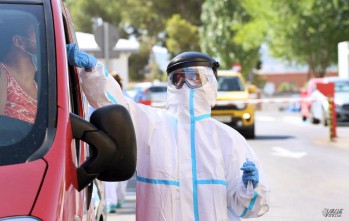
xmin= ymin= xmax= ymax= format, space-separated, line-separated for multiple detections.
xmin=240 ymin=161 xmax=259 ymax=188
xmin=66 ymin=44 xmax=97 ymax=71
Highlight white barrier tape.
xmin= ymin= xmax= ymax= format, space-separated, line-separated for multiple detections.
xmin=215 ymin=97 xmax=324 ymax=105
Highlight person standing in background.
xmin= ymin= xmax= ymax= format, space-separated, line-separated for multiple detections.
xmin=104 ymin=71 xmax=130 ymax=212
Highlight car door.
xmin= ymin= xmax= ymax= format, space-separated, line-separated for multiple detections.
xmin=61 ymin=2 xmax=98 ymax=220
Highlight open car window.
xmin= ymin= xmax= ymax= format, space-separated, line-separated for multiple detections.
xmin=0 ymin=4 xmax=49 ymax=165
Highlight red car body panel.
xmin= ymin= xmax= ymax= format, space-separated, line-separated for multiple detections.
xmin=26 ymin=1 xmax=87 ymax=219
xmin=33 ymin=1 xmax=93 ymax=220
xmin=0 ymin=0 xmax=94 ymax=220
xmin=0 ymin=0 xmax=135 ymax=218
xmin=0 ymin=160 xmax=46 ymax=217
xmin=31 ymin=108 xmax=80 ymax=220
xmin=54 ymin=0 xmax=70 ymax=109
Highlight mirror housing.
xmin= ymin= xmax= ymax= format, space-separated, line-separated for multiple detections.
xmin=70 ymin=104 xmax=137 ymax=191
xmin=90 ymin=105 xmax=137 ymax=182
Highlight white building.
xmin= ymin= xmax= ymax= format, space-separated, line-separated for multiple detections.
xmin=338 ymin=41 xmax=349 ymax=79
xmin=76 ymin=32 xmax=139 ymax=87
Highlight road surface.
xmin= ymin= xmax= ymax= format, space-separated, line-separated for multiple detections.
xmin=108 ymin=109 xmax=349 ymax=221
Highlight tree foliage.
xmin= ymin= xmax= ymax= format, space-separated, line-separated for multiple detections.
xmin=65 ymin=0 xmax=203 ymax=81
xmin=66 ymin=0 xmax=203 ymax=41
xmin=121 ymin=0 xmax=203 ymax=39
xmin=200 ymin=0 xmax=262 ymax=77
xmin=263 ymin=0 xmax=349 ymax=77
xmin=128 ymin=41 xmax=150 ymax=81
xmin=64 ymin=0 xmax=125 ymax=33
xmin=65 ymin=0 xmax=349 ymax=80
xmin=166 ymin=14 xmax=200 ymax=57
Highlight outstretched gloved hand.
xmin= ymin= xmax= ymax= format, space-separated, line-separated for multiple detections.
xmin=66 ymin=44 xmax=97 ymax=71
xmin=241 ymin=161 xmax=259 ymax=188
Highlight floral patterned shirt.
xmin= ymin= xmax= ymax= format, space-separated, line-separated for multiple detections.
xmin=1 ymin=63 xmax=37 ymax=124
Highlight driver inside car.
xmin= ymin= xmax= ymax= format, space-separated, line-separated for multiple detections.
xmin=0 ymin=16 xmax=38 ymax=124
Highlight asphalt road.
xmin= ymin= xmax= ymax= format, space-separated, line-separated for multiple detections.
xmin=108 ymin=108 xmax=349 ymax=221
xmin=249 ymin=110 xmax=349 ymax=221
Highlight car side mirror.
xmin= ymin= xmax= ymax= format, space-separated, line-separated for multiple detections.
xmin=90 ymin=105 xmax=137 ymax=182
xmin=70 ymin=104 xmax=137 ymax=191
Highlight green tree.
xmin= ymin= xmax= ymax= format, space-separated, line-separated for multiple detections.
xmin=65 ymin=0 xmax=204 ymax=80
xmin=121 ymin=0 xmax=203 ymax=39
xmin=265 ymin=0 xmax=349 ymax=77
xmin=128 ymin=41 xmax=150 ymax=81
xmin=66 ymin=0 xmax=203 ymax=43
xmin=166 ymin=14 xmax=200 ymax=57
xmin=200 ymin=0 xmax=262 ymax=77
xmin=64 ymin=0 xmax=125 ymax=33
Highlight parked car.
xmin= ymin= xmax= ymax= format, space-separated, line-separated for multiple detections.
xmin=0 ymin=1 xmax=136 ymax=220
xmin=129 ymin=82 xmax=168 ymax=108
xmin=300 ymin=78 xmax=325 ymax=123
xmin=211 ymin=70 xmax=256 ymax=138
xmin=310 ymin=77 xmax=349 ymax=125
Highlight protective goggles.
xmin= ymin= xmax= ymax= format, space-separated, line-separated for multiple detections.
xmin=168 ymin=66 xmax=210 ymax=89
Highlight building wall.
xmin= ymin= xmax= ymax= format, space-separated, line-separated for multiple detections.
xmin=98 ymin=54 xmax=131 ymax=88
xmin=338 ymin=41 xmax=349 ymax=79
xmin=257 ymin=71 xmax=338 ymax=92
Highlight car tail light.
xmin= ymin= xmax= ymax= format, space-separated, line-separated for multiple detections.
xmin=139 ymin=100 xmax=152 ymax=105
xmin=139 ymin=89 xmax=151 ymax=105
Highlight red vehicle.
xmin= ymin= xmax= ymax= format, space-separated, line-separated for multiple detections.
xmin=0 ymin=0 xmax=136 ymax=220
xmin=300 ymin=78 xmax=324 ymax=123
xmin=130 ymin=82 xmax=168 ymax=108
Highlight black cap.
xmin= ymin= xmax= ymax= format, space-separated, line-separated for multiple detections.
xmin=166 ymin=51 xmax=220 ymax=74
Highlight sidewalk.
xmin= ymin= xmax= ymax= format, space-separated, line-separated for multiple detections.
xmin=306 ymin=117 xmax=349 ymax=150
xmin=314 ymin=129 xmax=349 ymax=150
xmin=107 ymin=193 xmax=136 ymax=221
xmin=107 ymin=176 xmax=136 ymax=221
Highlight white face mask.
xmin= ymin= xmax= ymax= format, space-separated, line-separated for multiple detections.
xmin=22 ymin=49 xmax=37 ymax=72
xmin=20 ymin=36 xmax=38 ymax=71
xmin=31 ymin=54 xmax=38 ymax=71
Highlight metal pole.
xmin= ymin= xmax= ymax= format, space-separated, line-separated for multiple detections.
xmin=328 ymin=96 xmax=336 ymax=141
xmin=104 ymin=22 xmax=110 ymax=70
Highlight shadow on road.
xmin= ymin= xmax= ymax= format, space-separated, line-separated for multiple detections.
xmin=337 ymin=122 xmax=349 ymax=127
xmin=252 ymin=135 xmax=294 ymax=140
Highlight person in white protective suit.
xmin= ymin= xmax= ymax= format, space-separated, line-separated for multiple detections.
xmin=66 ymin=45 xmax=270 ymax=221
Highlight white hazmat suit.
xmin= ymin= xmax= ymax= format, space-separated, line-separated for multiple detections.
xmin=80 ymin=63 xmax=269 ymax=221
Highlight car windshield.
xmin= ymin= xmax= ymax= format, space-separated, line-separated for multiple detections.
xmin=0 ymin=4 xmax=48 ymax=166
xmin=217 ymin=76 xmax=244 ymax=91
xmin=335 ymin=81 xmax=349 ymax=92
xmin=148 ymin=86 xmax=167 ymax=93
